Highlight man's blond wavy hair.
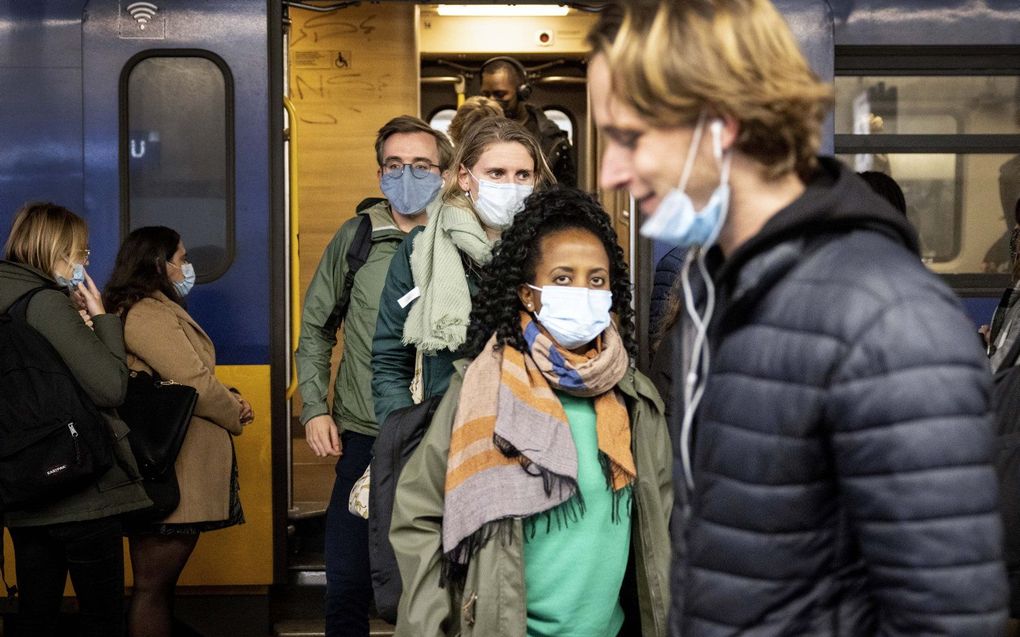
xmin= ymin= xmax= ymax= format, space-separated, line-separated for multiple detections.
xmin=593 ymin=0 xmax=833 ymax=181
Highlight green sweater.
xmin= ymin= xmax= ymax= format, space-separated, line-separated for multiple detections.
xmin=296 ymin=200 xmax=409 ymax=436
xmin=523 ymin=392 xmax=630 ymax=637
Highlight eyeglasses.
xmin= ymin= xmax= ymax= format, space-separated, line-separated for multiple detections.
xmin=382 ymin=161 xmax=440 ymax=179
xmin=77 ymin=248 xmax=91 ymax=263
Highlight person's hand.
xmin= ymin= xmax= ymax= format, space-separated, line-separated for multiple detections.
xmin=238 ymin=397 xmax=255 ymax=425
xmin=75 ymin=270 xmax=106 ymax=317
xmin=305 ymin=414 xmax=341 ymax=458
xmin=78 ymin=309 xmax=94 ymax=329
xmin=979 ymin=324 xmax=992 ymax=346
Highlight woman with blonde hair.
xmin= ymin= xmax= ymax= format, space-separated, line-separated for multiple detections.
xmin=0 ymin=201 xmax=150 ymax=636
xmin=372 ymin=117 xmax=554 ymax=427
xmin=589 ymin=1 xmax=1006 ymax=635
xmin=446 ymin=95 xmax=504 ymax=146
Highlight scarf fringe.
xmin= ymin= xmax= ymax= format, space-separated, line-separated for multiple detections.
xmin=599 ymin=452 xmax=635 ymax=524
xmin=494 ymin=433 xmax=580 ymax=500
xmin=441 ymin=517 xmax=516 ymax=588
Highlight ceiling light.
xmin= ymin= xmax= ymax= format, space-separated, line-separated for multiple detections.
xmin=436 ymin=5 xmax=570 ymax=17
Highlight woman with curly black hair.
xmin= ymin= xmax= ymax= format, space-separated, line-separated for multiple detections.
xmin=389 ymin=187 xmax=672 ymax=637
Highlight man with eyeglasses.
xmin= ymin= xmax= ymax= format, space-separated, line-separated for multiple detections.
xmin=295 ymin=115 xmax=452 ymax=637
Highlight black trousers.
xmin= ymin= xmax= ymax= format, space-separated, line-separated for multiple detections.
xmin=9 ymin=515 xmax=125 ymax=637
xmin=324 ymin=430 xmax=374 ymax=637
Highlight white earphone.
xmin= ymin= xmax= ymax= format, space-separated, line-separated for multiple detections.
xmin=710 ymin=119 xmax=724 ymax=162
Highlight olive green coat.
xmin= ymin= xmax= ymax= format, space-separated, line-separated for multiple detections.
xmin=0 ymin=261 xmax=151 ymax=527
xmin=296 ymin=200 xmax=409 ymax=436
xmin=390 ymin=360 xmax=673 ymax=637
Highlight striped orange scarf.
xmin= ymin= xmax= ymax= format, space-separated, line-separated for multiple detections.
xmin=442 ymin=313 xmax=635 ymax=575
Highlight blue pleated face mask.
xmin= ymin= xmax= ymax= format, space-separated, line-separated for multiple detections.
xmin=170 ymin=262 xmax=196 ymax=297
xmin=55 ymin=262 xmax=85 ymax=290
xmin=381 ymin=169 xmax=443 ymax=216
xmin=640 ymin=113 xmax=732 ymax=248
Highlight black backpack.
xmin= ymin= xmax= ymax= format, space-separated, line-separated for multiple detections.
xmin=0 ymin=287 xmax=114 ymax=510
xmin=368 ymin=395 xmax=443 ymax=624
xmin=321 ymin=199 xmax=380 ymax=335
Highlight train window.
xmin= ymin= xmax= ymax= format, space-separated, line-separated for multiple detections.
xmin=120 ymin=52 xmax=235 ymax=282
xmin=835 ymin=48 xmax=1020 ymax=286
xmin=543 ymin=108 xmax=574 ymax=145
xmin=428 ymin=107 xmax=457 ymax=141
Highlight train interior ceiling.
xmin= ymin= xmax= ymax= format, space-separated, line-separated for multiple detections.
xmin=0 ymin=0 xmax=1019 ymax=635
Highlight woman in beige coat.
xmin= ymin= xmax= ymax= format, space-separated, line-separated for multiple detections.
xmin=104 ymin=226 xmax=253 ymax=637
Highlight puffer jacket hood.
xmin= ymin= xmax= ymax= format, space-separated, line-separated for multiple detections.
xmin=718 ymin=157 xmax=918 ymax=285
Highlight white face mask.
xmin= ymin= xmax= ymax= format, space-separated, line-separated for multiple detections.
xmin=640 ymin=112 xmax=732 ymax=248
xmin=528 ymin=284 xmax=613 ymax=350
xmin=466 ymin=168 xmax=533 ymax=230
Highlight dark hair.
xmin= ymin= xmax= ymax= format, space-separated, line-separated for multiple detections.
xmin=466 ymin=187 xmax=636 ymax=360
xmin=103 ymin=226 xmax=183 ymax=314
xmin=858 ymin=171 xmax=907 ymax=215
xmin=375 ymin=115 xmax=454 ymax=171
xmin=480 ymin=57 xmax=525 ymax=87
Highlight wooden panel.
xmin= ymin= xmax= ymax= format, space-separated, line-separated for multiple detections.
xmin=287 ymin=3 xmax=419 ymax=415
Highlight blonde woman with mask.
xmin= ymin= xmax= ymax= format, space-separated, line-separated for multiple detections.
xmin=372 ymin=117 xmax=554 ymax=427
xmin=0 ymin=201 xmax=150 ymax=636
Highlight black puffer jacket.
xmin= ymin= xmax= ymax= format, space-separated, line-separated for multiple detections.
xmin=671 ymin=158 xmax=1008 ymax=636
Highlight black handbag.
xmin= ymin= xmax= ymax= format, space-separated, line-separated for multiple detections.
xmin=119 ymin=370 xmax=197 ymax=480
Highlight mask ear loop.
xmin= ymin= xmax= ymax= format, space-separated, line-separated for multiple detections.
xmin=676 ymin=111 xmax=708 ymax=194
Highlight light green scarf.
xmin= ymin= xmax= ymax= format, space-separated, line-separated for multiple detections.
xmin=403 ymin=198 xmax=493 ymax=353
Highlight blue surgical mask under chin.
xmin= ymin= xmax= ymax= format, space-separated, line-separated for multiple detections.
xmin=380 ymin=170 xmax=443 ymax=216
xmin=640 ymin=115 xmax=732 ymax=248
xmin=528 ymin=284 xmax=613 ymax=350
xmin=172 ymin=262 xmax=196 ymax=297
xmin=466 ymin=168 xmax=533 ymax=230
xmin=55 ymin=262 xmax=85 ymax=290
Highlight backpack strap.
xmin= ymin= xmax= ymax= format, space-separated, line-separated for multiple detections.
xmin=322 ymin=213 xmax=375 ymax=336
xmin=5 ymin=286 xmax=52 ymax=323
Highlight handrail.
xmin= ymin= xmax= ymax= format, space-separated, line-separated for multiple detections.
xmin=283 ymin=97 xmax=301 ymax=400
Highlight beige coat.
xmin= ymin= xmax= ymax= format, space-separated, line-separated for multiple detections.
xmin=123 ymin=291 xmax=243 ymax=524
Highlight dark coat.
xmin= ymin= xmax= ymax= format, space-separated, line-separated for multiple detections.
xmin=649 ymin=246 xmax=686 ymax=340
xmin=671 ymin=159 xmax=1008 ymax=635
xmin=0 ymin=261 xmax=150 ymax=527
xmin=371 ymin=226 xmax=480 ymax=428
xmin=523 ymin=104 xmax=576 ymax=188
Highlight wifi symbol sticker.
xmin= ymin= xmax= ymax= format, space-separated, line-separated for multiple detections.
xmin=120 ymin=1 xmax=164 ymax=39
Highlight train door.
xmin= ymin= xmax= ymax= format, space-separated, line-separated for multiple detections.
xmin=1 ymin=1 xmax=278 ymax=633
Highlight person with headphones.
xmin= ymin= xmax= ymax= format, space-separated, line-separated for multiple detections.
xmin=479 ymin=56 xmax=577 ymax=187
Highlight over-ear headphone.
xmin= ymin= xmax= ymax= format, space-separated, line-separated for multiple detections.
xmin=480 ymin=56 xmax=533 ymax=101
xmin=710 ymin=119 xmax=724 ymax=162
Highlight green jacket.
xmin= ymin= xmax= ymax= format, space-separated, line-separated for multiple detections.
xmin=296 ymin=200 xmax=409 ymax=436
xmin=0 ymin=261 xmax=151 ymax=527
xmin=371 ymin=226 xmax=481 ymax=427
xmin=390 ymin=360 xmax=673 ymax=637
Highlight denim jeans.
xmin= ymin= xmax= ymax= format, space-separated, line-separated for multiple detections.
xmin=9 ymin=515 xmax=126 ymax=637
xmin=324 ymin=431 xmax=374 ymax=637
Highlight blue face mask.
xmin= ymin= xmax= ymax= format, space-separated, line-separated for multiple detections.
xmin=171 ymin=262 xmax=196 ymax=297
xmin=380 ymin=170 xmax=443 ymax=216
xmin=55 ymin=262 xmax=85 ymax=290
xmin=640 ymin=113 xmax=732 ymax=248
